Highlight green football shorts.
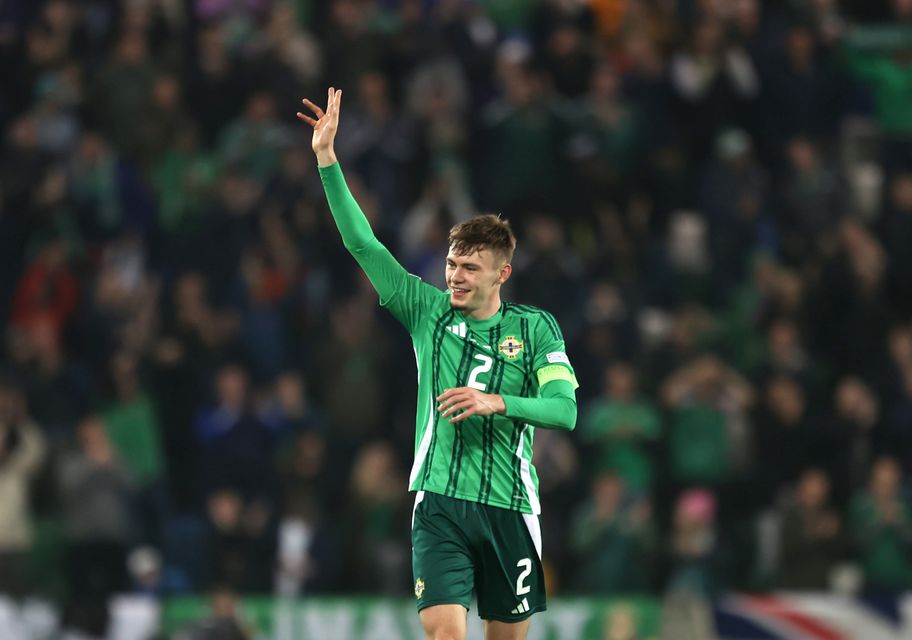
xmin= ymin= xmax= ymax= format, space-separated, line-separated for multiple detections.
xmin=411 ymin=490 xmax=546 ymax=622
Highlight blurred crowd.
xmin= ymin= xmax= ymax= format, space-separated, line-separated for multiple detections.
xmin=3 ymin=0 xmax=912 ymax=635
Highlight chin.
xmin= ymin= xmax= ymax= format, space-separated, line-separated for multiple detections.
xmin=449 ymin=295 xmax=470 ymax=310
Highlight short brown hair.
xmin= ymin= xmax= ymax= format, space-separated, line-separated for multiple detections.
xmin=448 ymin=214 xmax=517 ymax=264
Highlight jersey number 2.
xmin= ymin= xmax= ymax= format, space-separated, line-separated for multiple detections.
xmin=516 ymin=558 xmax=532 ymax=595
xmin=467 ymin=354 xmax=492 ymax=391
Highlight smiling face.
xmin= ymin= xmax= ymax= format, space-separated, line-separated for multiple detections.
xmin=445 ymin=214 xmax=517 ymax=318
xmin=445 ymin=246 xmax=511 ymax=317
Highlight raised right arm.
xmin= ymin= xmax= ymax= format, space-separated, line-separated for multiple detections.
xmin=300 ymin=88 xmax=437 ymax=328
xmin=318 ymin=161 xmax=409 ymax=304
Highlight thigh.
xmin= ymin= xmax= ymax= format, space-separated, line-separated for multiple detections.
xmin=485 ymin=618 xmax=531 ymax=640
xmin=412 ymin=492 xmax=475 ymax=613
xmin=475 ymin=509 xmax=546 ymax=622
xmin=420 ymin=604 xmax=467 ymax=640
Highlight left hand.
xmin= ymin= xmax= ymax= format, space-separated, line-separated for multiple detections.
xmin=437 ymin=387 xmax=506 ymax=424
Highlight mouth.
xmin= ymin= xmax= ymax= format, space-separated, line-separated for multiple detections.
xmin=450 ymin=287 xmax=469 ymax=300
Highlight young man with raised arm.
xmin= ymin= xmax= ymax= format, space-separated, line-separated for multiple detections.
xmin=298 ymin=88 xmax=578 ymax=640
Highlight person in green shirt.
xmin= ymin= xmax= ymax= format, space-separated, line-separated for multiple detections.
xmin=102 ymin=352 xmax=163 ymax=488
xmin=843 ymin=41 xmax=912 ymax=138
xmin=298 ymin=88 xmax=578 ymax=640
xmin=582 ymin=363 xmax=660 ymax=494
xmin=570 ymin=470 xmax=654 ymax=594
xmin=849 ymin=456 xmax=912 ymax=592
xmin=101 ymin=351 xmax=165 ymax=544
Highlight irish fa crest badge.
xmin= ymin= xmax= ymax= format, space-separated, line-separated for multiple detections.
xmin=499 ymin=336 xmax=524 ymax=359
xmin=415 ymin=578 xmax=425 ymax=599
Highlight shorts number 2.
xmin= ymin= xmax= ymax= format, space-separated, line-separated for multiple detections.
xmin=515 ymin=558 xmax=532 ymax=595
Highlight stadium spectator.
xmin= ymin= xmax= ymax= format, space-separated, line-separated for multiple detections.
xmin=184 ymin=22 xmax=247 ymax=148
xmin=311 ymin=297 xmax=391 ymax=445
xmin=666 ymin=488 xmax=720 ymax=595
xmin=756 ymin=318 xmax=816 ymax=385
xmin=659 ymin=488 xmax=720 ymax=640
xmin=205 ymin=487 xmax=275 ymax=593
xmin=68 ymin=129 xmax=157 ymax=239
xmin=842 ymin=17 xmax=912 ymax=171
xmin=195 ymin=364 xmax=275 ymax=503
xmin=233 ymin=245 xmax=291 ymax=379
xmin=275 ymin=429 xmax=337 ymax=594
xmin=811 ymin=219 xmax=890 ymax=375
xmin=149 ymin=333 xmax=206 ymax=511
xmin=260 ymin=370 xmax=324 ymax=444
xmin=669 ymin=17 xmax=760 ymax=163
xmin=878 ymin=172 xmax=912 ymax=315
xmin=91 ymin=29 xmax=158 ymax=162
xmin=570 ymin=470 xmax=653 ymax=594
xmin=759 ymin=22 xmax=849 ymax=152
xmin=58 ymin=416 xmax=134 ymax=636
xmin=218 ymin=91 xmax=287 ymax=181
xmin=479 ymin=43 xmax=571 ymax=218
xmin=661 ymin=355 xmax=754 ymax=488
xmin=880 ymin=325 xmax=912 ymax=464
xmin=849 ymin=456 xmax=912 ymax=593
xmin=338 ymin=441 xmax=409 ymax=595
xmin=698 ymin=128 xmax=772 ymax=293
xmin=17 ymin=317 xmax=89 ymax=446
xmin=10 ymin=234 xmax=78 ymax=338
xmin=753 ymin=375 xmax=817 ymax=504
xmin=152 ymin=122 xmax=221 ymax=237
xmin=570 ymin=60 xmax=640 ymax=205
xmin=134 ymin=72 xmax=190 ymax=170
xmin=826 ymin=376 xmax=883 ymax=504
xmin=174 ymin=584 xmax=252 ymax=640
xmin=101 ymin=350 xmax=166 ymax=545
xmin=511 ymin=213 xmax=586 ymax=333
xmin=580 ymin=362 xmax=661 ymax=495
xmin=0 ymin=380 xmax=46 ymax=598
xmin=400 ymin=169 xmax=475 ymax=289
xmin=778 ymin=468 xmax=845 ymax=590
xmin=334 ymin=70 xmax=423 ymax=221
xmin=777 ymin=136 xmax=847 ymax=249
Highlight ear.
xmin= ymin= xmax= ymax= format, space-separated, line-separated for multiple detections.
xmin=496 ymin=263 xmax=512 ymax=286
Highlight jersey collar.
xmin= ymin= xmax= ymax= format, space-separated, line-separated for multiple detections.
xmin=457 ymin=302 xmax=504 ymax=331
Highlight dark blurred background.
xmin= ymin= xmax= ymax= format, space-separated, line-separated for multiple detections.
xmin=3 ymin=0 xmax=912 ymax=637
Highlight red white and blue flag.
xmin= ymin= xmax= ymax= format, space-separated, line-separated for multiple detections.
xmin=715 ymin=594 xmax=908 ymax=640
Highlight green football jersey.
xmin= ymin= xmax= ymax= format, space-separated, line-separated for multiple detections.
xmin=382 ymin=277 xmax=576 ymax=514
xmin=318 ymin=162 xmax=578 ymax=515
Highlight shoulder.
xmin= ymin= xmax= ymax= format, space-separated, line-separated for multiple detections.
xmin=415 ymin=296 xmax=458 ymax=334
xmin=504 ymin=303 xmax=562 ymax=340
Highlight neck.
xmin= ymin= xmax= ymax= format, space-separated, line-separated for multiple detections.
xmin=465 ymin=294 xmax=502 ymax=321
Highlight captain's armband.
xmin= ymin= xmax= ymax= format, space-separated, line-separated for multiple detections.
xmin=536 ymin=365 xmax=579 ymax=390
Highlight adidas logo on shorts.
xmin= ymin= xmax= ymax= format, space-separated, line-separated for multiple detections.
xmin=510 ymin=598 xmax=530 ymax=615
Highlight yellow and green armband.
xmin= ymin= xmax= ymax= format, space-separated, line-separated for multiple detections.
xmin=536 ymin=365 xmax=579 ymax=390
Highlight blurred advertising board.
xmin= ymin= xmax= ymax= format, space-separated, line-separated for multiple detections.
xmin=5 ymin=593 xmax=912 ymax=639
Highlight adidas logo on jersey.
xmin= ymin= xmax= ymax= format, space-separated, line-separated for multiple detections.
xmin=510 ymin=598 xmax=530 ymax=615
xmin=447 ymin=323 xmax=494 ymax=350
xmin=446 ymin=322 xmax=467 ymax=337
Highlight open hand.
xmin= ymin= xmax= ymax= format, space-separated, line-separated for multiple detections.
xmin=437 ymin=387 xmax=506 ymax=424
xmin=297 ymin=87 xmax=341 ymax=166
